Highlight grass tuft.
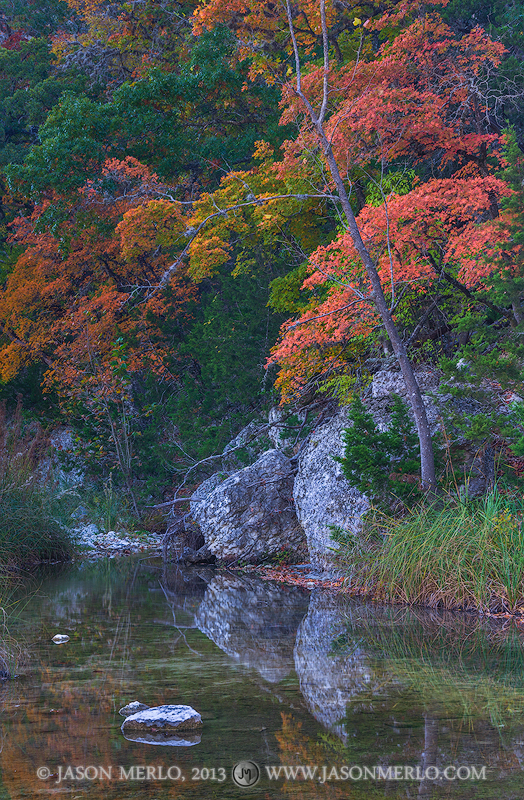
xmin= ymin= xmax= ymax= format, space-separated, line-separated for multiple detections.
xmin=339 ymin=489 xmax=524 ymax=613
xmin=0 ymin=399 xmax=75 ymax=567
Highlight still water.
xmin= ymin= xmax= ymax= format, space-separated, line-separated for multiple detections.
xmin=2 ymin=557 xmax=524 ymax=799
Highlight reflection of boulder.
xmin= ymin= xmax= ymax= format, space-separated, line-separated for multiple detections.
xmin=122 ymin=730 xmax=201 ymax=747
xmin=195 ymin=574 xmax=308 ymax=683
xmin=294 ymin=593 xmax=383 ymax=741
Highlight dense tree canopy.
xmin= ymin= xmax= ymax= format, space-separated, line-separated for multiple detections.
xmin=0 ymin=0 xmax=522 ymax=498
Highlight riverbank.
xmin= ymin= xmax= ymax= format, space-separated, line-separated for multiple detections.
xmin=246 ymin=488 xmax=524 ymax=621
xmin=253 ymin=563 xmax=524 ymax=622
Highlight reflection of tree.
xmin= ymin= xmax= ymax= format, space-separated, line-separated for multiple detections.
xmin=418 ymin=714 xmax=438 ymax=799
xmin=338 ymin=605 xmax=524 ymax=726
xmin=275 ymin=714 xmax=349 ymax=800
xmin=334 ymin=604 xmax=524 ymax=795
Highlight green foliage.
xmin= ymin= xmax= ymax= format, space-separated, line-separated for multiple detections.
xmin=269 ymin=263 xmax=310 ymax=314
xmin=365 ymin=169 xmax=416 ymax=207
xmin=0 ymin=37 xmax=87 ymax=168
xmin=164 ymin=261 xmax=287 ymax=468
xmin=0 ymin=401 xmax=75 ymax=565
xmin=6 ymin=93 xmax=116 ymax=195
xmin=112 ymin=26 xmax=289 ymax=183
xmin=502 ymin=402 xmax=524 ymax=458
xmin=471 ymin=128 xmax=524 ymax=320
xmin=337 ymin=395 xmax=422 ymax=506
xmin=3 ymin=0 xmax=73 ymax=37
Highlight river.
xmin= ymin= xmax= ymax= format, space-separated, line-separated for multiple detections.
xmin=1 ymin=556 xmax=524 ymax=798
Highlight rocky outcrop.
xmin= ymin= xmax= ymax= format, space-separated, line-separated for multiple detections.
xmin=267 ymin=406 xmax=307 ymax=450
xmin=222 ymin=420 xmax=268 ymax=468
xmin=191 ymin=449 xmax=305 ymax=562
xmin=293 ymin=409 xmax=369 ymax=570
xmin=369 ymin=369 xmax=442 ymax=435
xmin=195 ymin=573 xmax=308 ymax=682
xmin=371 ymin=369 xmax=440 ymax=400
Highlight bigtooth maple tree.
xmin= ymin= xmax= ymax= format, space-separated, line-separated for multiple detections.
xmin=188 ymin=0 xmax=515 ymax=490
xmin=0 ymin=156 xmax=194 ymax=398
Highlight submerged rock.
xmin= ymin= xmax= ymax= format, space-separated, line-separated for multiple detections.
xmin=119 ymin=701 xmax=150 ymax=717
xmin=121 ymin=704 xmax=202 ymax=734
xmin=293 ymin=409 xmax=369 ymax=570
xmin=191 ymin=449 xmax=305 ymax=562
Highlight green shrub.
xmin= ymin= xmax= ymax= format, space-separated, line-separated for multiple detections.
xmin=337 ymin=394 xmax=422 ymax=507
xmin=0 ymin=400 xmax=75 ymax=566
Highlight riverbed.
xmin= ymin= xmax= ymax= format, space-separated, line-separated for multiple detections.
xmin=1 ymin=557 xmax=524 ymax=799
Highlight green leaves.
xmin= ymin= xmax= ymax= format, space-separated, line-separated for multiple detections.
xmin=6 ymin=94 xmax=116 ymax=196
xmin=337 ymin=394 xmax=422 ymax=507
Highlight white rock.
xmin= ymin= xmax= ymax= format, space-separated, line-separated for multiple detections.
xmin=121 ymin=704 xmax=203 ymax=733
xmin=371 ymin=369 xmax=440 ymax=400
xmin=52 ymin=634 xmax=70 ymax=645
xmin=119 ymin=701 xmax=150 ymax=717
xmin=190 ymin=450 xmax=305 ymax=562
xmin=294 ymin=409 xmax=369 ymax=570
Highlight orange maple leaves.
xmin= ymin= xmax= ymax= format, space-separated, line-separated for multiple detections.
xmin=0 ymin=157 xmax=195 ymax=402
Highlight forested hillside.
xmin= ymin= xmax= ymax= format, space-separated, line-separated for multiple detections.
xmin=0 ymin=0 xmax=523 ymax=510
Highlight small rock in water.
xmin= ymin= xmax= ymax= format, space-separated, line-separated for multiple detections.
xmin=119 ymin=701 xmax=150 ymax=717
xmin=121 ymin=704 xmax=202 ymax=734
xmin=52 ymin=634 xmax=70 ymax=645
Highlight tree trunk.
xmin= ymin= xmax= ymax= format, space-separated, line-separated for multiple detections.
xmin=285 ymin=0 xmax=436 ymax=491
xmin=318 ymin=135 xmax=437 ymax=491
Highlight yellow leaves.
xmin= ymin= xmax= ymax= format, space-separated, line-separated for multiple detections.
xmin=253 ymin=140 xmax=274 ymax=162
xmin=0 ymin=342 xmax=27 ymax=384
xmin=117 ymin=200 xmax=185 ymax=263
xmin=188 ymin=235 xmax=230 ymax=281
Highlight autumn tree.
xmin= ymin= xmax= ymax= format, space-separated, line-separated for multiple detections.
xmin=183 ymin=0 xmax=500 ymax=488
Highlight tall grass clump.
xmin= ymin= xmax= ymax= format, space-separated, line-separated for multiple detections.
xmin=339 ymin=490 xmax=524 ymax=613
xmin=0 ymin=399 xmax=75 ymax=566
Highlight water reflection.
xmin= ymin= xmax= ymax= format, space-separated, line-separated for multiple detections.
xmin=294 ymin=592 xmax=390 ymax=740
xmin=1 ymin=560 xmax=524 ymax=799
xmin=195 ymin=572 xmax=307 ymax=682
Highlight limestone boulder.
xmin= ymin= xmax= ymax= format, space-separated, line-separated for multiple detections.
xmin=293 ymin=409 xmax=369 ymax=570
xmin=190 ymin=449 xmax=305 ymax=562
